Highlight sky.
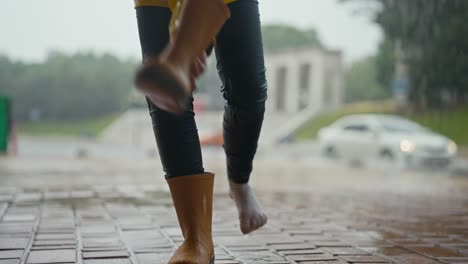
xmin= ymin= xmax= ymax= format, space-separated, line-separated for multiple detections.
xmin=0 ymin=0 xmax=382 ymax=64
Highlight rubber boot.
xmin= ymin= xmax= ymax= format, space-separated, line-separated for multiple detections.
xmin=167 ymin=173 xmax=215 ymax=264
xmin=135 ymin=0 xmax=230 ymax=114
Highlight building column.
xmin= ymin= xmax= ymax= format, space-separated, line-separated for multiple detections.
xmin=310 ymin=55 xmax=324 ymax=112
xmin=286 ymin=62 xmax=299 ymax=114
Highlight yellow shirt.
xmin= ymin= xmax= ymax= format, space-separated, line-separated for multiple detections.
xmin=135 ymin=0 xmax=235 ymax=40
xmin=135 ymin=0 xmax=237 ymax=9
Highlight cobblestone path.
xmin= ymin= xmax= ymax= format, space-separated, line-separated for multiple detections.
xmin=0 ymin=185 xmax=467 ymax=264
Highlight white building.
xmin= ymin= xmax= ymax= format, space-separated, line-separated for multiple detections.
xmin=101 ymin=47 xmax=345 ymax=147
xmin=265 ymin=47 xmax=344 ymax=115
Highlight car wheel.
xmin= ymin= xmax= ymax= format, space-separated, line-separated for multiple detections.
xmin=324 ymin=145 xmax=339 ymax=159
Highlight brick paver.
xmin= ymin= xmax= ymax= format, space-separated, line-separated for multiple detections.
xmin=0 ymin=186 xmax=467 ymax=264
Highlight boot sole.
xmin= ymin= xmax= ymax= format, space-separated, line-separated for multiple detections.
xmin=135 ymin=63 xmax=189 ymax=115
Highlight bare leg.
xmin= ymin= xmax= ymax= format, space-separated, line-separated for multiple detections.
xmin=215 ymin=0 xmax=268 ymax=234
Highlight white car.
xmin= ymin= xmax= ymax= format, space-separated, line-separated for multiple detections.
xmin=318 ymin=114 xmax=457 ymax=167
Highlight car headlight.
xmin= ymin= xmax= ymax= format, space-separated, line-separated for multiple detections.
xmin=400 ymin=139 xmax=416 ymax=153
xmin=447 ymin=140 xmax=457 ymax=155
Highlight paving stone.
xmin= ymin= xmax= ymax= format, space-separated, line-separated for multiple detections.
xmin=35 ymin=233 xmax=75 ymax=240
xmin=214 ymin=261 xmax=240 ymax=264
xmin=0 ymin=195 xmax=14 ymax=202
xmin=254 ymin=234 xmax=305 ymax=244
xmin=234 ymin=251 xmax=288 ymax=262
xmin=81 ymin=225 xmax=116 ymax=234
xmin=82 ymin=239 xmax=124 ymax=249
xmin=310 ymin=240 xmax=352 ymax=247
xmin=340 ymin=255 xmax=391 ymax=263
xmin=15 ymin=193 xmax=42 ymax=202
xmin=288 ymin=253 xmax=338 ymax=262
xmin=440 ymin=258 xmax=468 ymax=263
xmin=0 ymin=250 xmax=23 ymax=260
xmin=0 ymin=224 xmax=33 ymax=234
xmin=32 ymin=245 xmax=76 ymax=250
xmin=82 ymin=246 xmax=128 ymax=252
xmin=215 ymin=236 xmax=264 ymax=247
xmin=70 ymin=190 xmax=94 ymax=199
xmin=300 ymin=261 xmax=347 ymax=264
xmin=33 ymin=240 xmax=76 ymax=246
xmin=27 ymin=249 xmax=76 ymax=263
xmin=137 ymin=252 xmax=175 ymax=264
xmin=44 ymin=192 xmax=70 ymax=200
xmin=322 ymin=247 xmax=369 ymax=255
xmin=0 ymin=204 xmax=7 ymax=216
xmin=407 ymin=245 xmax=464 ymax=258
xmin=0 ymin=260 xmax=20 ymax=264
xmin=280 ymin=249 xmax=324 ymax=255
xmin=82 ymin=250 xmax=130 ymax=259
xmin=0 ymin=238 xmax=30 ymax=250
xmin=2 ymin=214 xmax=37 ymax=222
xmin=270 ymin=243 xmax=316 ymax=251
xmin=227 ymin=246 xmax=272 ymax=252
xmin=84 ymin=259 xmax=132 ymax=264
xmin=0 ymin=184 xmax=466 ymax=264
xmin=383 ymin=253 xmax=440 ymax=264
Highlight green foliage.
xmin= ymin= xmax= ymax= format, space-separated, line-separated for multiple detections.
xmin=386 ymin=0 xmax=468 ymax=107
xmin=0 ymin=96 xmax=9 ymax=152
xmin=1 ymin=23 xmax=324 ymax=124
xmin=345 ymin=56 xmax=390 ymax=102
xmin=348 ymin=0 xmax=468 ymax=108
xmin=0 ymin=51 xmax=137 ymax=122
xmin=408 ymin=105 xmax=468 ymax=145
xmin=374 ymin=38 xmax=395 ymax=90
xmin=261 ymin=24 xmax=322 ymax=52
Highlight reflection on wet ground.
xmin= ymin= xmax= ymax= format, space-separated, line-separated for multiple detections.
xmin=1 ymin=137 xmax=468 ymax=263
xmin=0 ymin=169 xmax=467 ymax=263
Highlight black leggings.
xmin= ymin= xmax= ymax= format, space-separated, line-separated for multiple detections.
xmin=136 ymin=0 xmax=267 ymax=184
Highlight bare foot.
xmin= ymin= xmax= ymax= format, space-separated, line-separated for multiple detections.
xmin=229 ymin=180 xmax=267 ymax=234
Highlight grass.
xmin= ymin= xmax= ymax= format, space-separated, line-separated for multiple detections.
xmin=295 ymin=101 xmax=468 ymax=146
xmin=409 ymin=105 xmax=468 ymax=146
xmin=18 ymin=114 xmax=118 ymax=137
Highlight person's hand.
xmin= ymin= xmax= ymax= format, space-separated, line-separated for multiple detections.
xmin=190 ymin=51 xmax=207 ymax=91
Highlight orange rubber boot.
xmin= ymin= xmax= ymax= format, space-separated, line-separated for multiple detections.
xmin=167 ymin=173 xmax=215 ymax=264
xmin=135 ymin=0 xmax=230 ymax=114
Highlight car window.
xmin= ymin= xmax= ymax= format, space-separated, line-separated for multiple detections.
xmin=343 ymin=124 xmax=370 ymax=132
xmin=378 ymin=117 xmax=429 ymax=133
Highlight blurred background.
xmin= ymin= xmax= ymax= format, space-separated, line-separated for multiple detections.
xmin=1 ymin=0 xmax=467 ymax=193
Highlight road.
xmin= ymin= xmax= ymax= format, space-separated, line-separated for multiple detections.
xmin=1 ymin=136 xmax=467 ymax=193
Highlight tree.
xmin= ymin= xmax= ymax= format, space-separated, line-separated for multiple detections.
xmin=0 ymin=51 xmax=137 ymax=121
xmin=342 ymin=0 xmax=468 ymax=109
xmin=374 ymin=37 xmax=395 ymax=92
xmin=261 ymin=24 xmax=322 ymax=52
xmin=1 ymin=24 xmax=326 ymax=120
xmin=345 ymin=56 xmax=390 ymax=102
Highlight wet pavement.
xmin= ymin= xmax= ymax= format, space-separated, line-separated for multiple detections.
xmin=0 ymin=182 xmax=467 ymax=264
xmin=2 ymin=136 xmax=468 ymax=264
